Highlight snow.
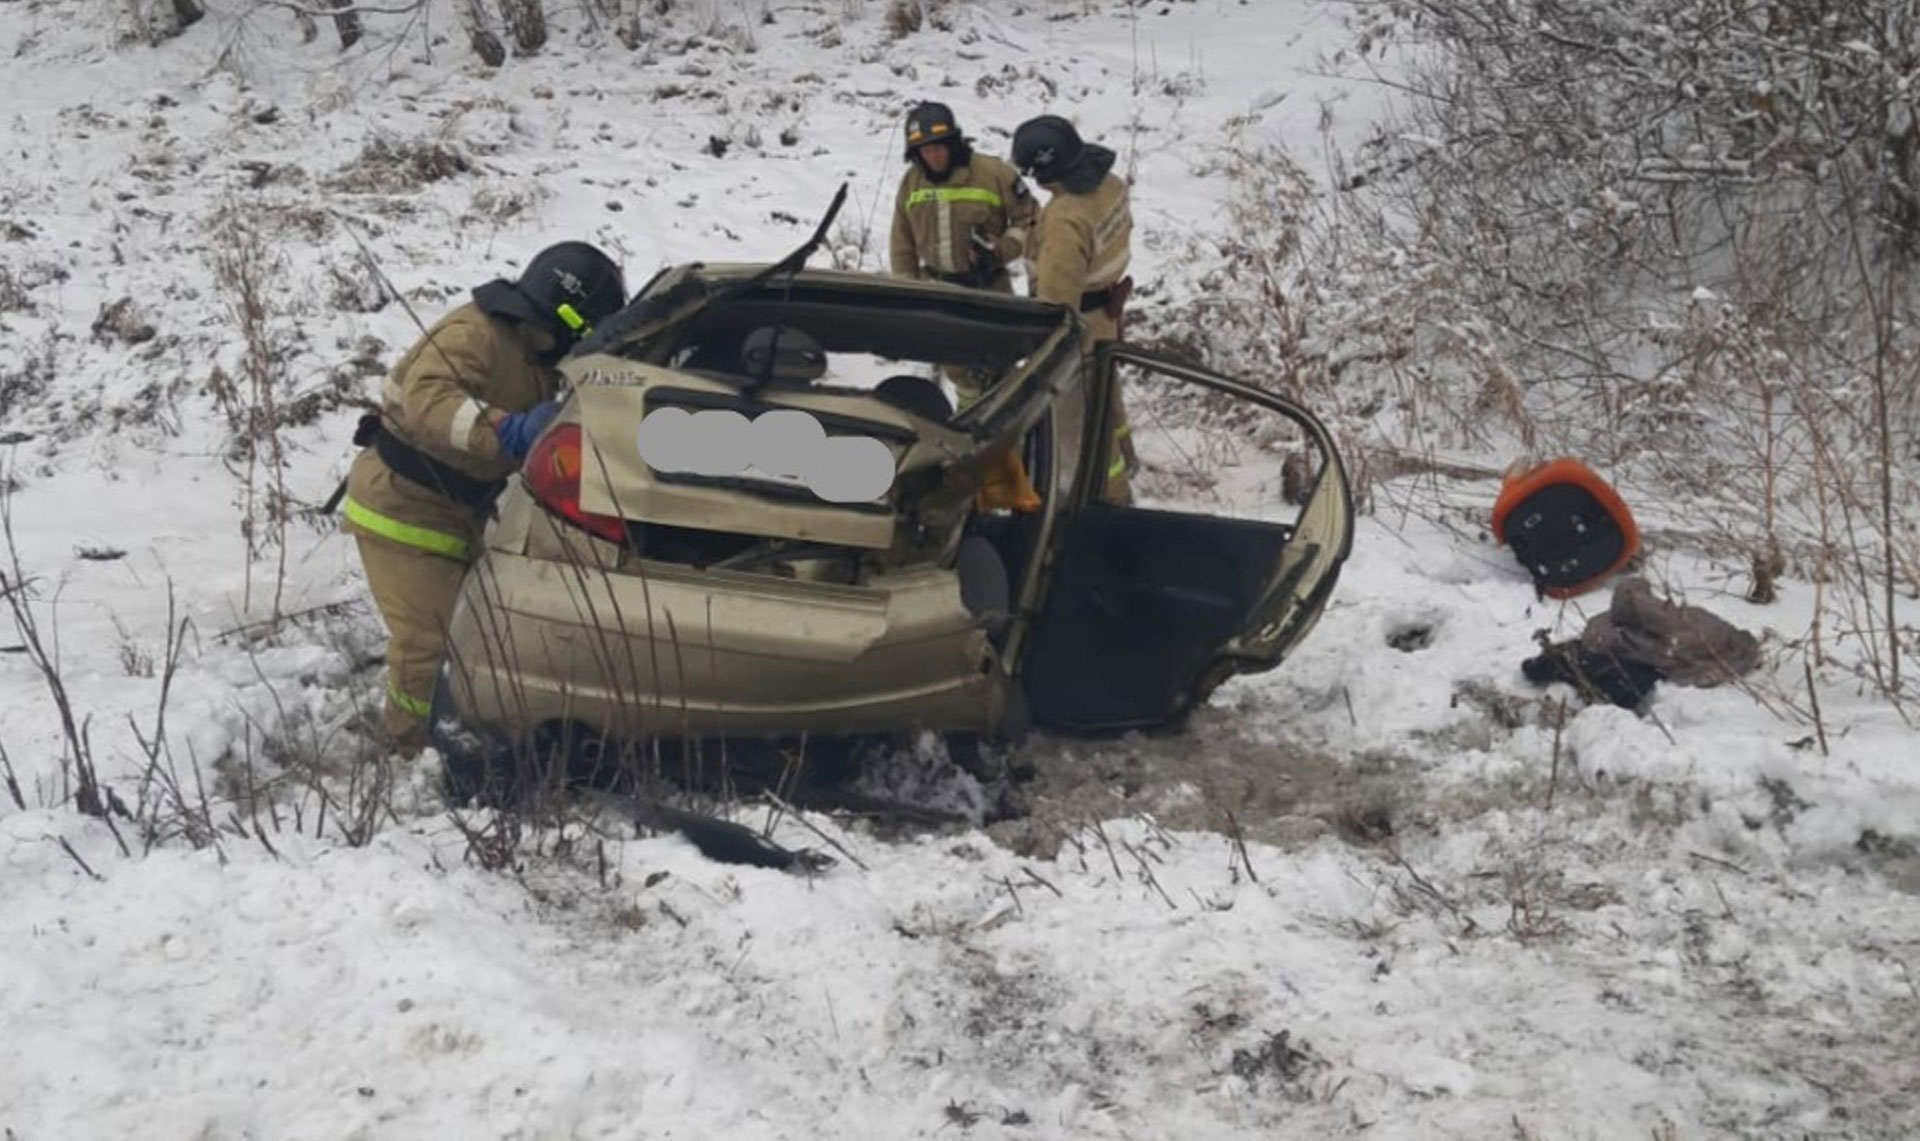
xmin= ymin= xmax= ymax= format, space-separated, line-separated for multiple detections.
xmin=4 ymin=1 xmax=1920 ymax=1138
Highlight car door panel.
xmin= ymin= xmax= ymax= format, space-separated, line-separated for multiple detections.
xmin=1016 ymin=344 xmax=1354 ymax=734
xmin=1020 ymin=503 xmax=1294 ymax=731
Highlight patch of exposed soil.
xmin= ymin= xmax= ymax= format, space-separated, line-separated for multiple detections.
xmin=984 ymin=706 xmax=1421 ymax=858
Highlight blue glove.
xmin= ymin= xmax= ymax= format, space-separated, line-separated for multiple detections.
xmin=494 ymin=400 xmax=560 ymax=461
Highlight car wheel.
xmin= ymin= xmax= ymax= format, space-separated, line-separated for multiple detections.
xmin=428 ymin=668 xmax=518 ymax=808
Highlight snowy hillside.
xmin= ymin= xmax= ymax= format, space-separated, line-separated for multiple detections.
xmin=3 ymin=1 xmax=1918 ymax=1138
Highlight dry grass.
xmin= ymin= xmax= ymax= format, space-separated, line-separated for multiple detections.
xmin=0 ymin=469 xmax=425 ymax=864
xmin=206 ymin=207 xmax=295 ymax=626
xmin=324 ymin=137 xmax=472 ymax=195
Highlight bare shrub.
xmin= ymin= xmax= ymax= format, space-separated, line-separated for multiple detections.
xmin=0 ymin=489 xmax=232 ymax=855
xmin=0 ymin=258 xmax=72 ymax=316
xmin=197 ymin=599 xmax=420 ymax=852
xmin=887 ymin=0 xmax=957 ymax=37
xmin=119 ymin=0 xmax=205 ymax=46
xmin=90 ymin=297 xmax=158 ymax=346
xmin=322 ymin=254 xmax=390 ymax=314
xmin=466 ymin=182 xmax=548 ymax=226
xmin=232 ymin=670 xmax=398 ymax=849
xmin=115 ymin=616 xmax=156 ymax=678
xmin=1334 ymin=0 xmax=1920 ymax=438
xmin=125 ymin=587 xmax=228 ymax=856
xmin=206 ymin=209 xmax=296 ymax=625
xmin=1270 ymin=0 xmax=1920 ymax=698
xmin=324 ymin=137 xmax=472 ymax=195
xmin=0 ymin=266 xmax=30 ymax=312
xmin=1127 ymin=123 xmax=1497 ymax=512
xmin=0 ymin=486 xmax=133 ymax=852
xmin=0 ymin=332 xmax=57 ymax=421
xmin=885 ymin=0 xmax=924 ymax=36
xmin=598 ymin=0 xmax=647 ymax=50
xmin=0 ymin=484 xmax=405 ymax=859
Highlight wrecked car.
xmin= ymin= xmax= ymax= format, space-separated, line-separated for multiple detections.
xmin=426 ymin=240 xmax=1355 ymax=810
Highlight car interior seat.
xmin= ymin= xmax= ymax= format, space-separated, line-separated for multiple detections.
xmin=955 ymin=533 xmax=1014 ymax=645
xmin=872 ymin=373 xmax=955 ymax=424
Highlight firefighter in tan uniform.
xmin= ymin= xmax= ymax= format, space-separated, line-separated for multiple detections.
xmin=890 ymin=101 xmax=1038 ymax=406
xmin=1012 ymin=114 xmax=1138 ymax=505
xmin=338 ymin=242 xmax=626 ymax=754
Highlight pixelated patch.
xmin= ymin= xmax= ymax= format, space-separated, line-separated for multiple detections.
xmin=636 ymin=407 xmax=897 ymax=504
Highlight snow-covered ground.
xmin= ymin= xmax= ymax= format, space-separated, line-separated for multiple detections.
xmin=3 ymin=1 xmax=1918 ymax=1137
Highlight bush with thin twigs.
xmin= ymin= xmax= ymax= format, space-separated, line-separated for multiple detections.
xmin=222 ymin=639 xmax=402 ymax=849
xmin=0 ymin=483 xmax=134 ymax=850
xmin=118 ymin=0 xmax=206 ymax=47
xmin=1140 ymin=3 xmax=1919 ymax=705
xmin=0 ymin=332 xmax=58 ymax=424
xmin=885 ymin=0 xmax=951 ymax=38
xmin=206 ymin=206 xmax=301 ymax=629
xmin=1330 ymin=0 xmax=1917 ymax=692
xmin=0 ymin=266 xmax=31 ymax=313
xmin=0 ymin=488 xmax=231 ymax=859
xmin=124 ymin=587 xmax=227 ymax=856
xmin=0 ymin=470 xmax=420 ymax=862
xmin=1127 ymin=127 xmax=1424 ymax=512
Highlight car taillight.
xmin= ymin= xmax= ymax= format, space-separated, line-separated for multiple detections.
xmin=521 ymin=422 xmax=630 ymax=545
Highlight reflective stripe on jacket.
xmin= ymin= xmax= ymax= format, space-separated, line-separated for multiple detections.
xmin=890 ymin=155 xmax=1038 ymax=279
xmin=341 ymin=492 xmax=471 ymax=561
xmin=339 ymin=300 xmax=561 ymax=560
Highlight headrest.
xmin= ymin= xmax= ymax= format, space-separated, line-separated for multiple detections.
xmin=741 ymin=325 xmax=828 ymax=385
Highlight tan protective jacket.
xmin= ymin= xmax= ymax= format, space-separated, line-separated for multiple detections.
xmin=340 ymin=301 xmax=562 ymax=561
xmin=1027 ymin=170 xmax=1133 ymax=345
xmin=889 ymin=154 xmax=1038 ymax=285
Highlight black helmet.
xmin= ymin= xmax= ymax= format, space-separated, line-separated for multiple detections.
xmin=903 ymin=101 xmax=961 ymax=159
xmin=1012 ymin=114 xmax=1115 ymax=192
xmin=1011 ymin=114 xmax=1083 ymax=184
xmin=517 ymin=241 xmax=626 ymax=335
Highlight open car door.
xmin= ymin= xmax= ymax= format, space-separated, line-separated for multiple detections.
xmin=1015 ymin=343 xmax=1355 ymax=733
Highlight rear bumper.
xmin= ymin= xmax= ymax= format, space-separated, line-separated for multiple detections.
xmin=433 ymin=548 xmax=1010 ymax=745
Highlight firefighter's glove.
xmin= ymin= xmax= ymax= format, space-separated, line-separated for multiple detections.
xmin=494 ymin=400 xmax=560 ymax=461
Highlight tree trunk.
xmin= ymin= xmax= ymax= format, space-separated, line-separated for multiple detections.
xmin=462 ymin=0 xmax=506 ymax=66
xmin=501 ymin=0 xmax=548 ymax=54
xmin=610 ymin=0 xmax=644 ymax=49
xmin=327 ymin=0 xmax=363 ymax=49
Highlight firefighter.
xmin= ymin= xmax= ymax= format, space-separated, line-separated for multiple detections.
xmin=890 ymin=100 xmax=1037 ymax=295
xmin=338 ymin=241 xmax=626 ymax=755
xmin=890 ymin=101 xmax=1038 ymax=407
xmin=1011 ymin=113 xmax=1138 ymax=505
